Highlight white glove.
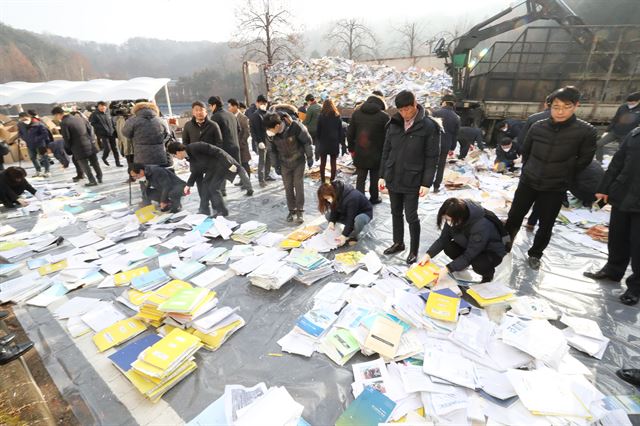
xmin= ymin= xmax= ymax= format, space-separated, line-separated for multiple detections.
xmin=35 ymin=189 xmax=45 ymax=201
xmin=228 ymin=164 xmax=237 ymax=173
xmin=258 ymin=142 xmax=266 ymax=150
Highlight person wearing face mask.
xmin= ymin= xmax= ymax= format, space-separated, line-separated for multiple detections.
xmin=129 ymin=163 xmax=188 ymax=213
xmin=494 ymin=138 xmax=520 ymax=172
xmin=317 ymin=180 xmax=373 ymax=246
xmin=378 ymin=90 xmax=440 ymax=264
xmin=419 ymin=198 xmax=508 ymax=283
xmin=228 ymin=98 xmax=252 ymax=177
xmin=504 ymin=86 xmax=597 ymax=270
xmin=18 ymin=112 xmax=52 ymax=177
xmin=264 ymin=111 xmax=313 ymax=224
xmin=595 ymin=92 xmax=640 ymax=162
xmin=249 ymin=94 xmax=275 ymax=187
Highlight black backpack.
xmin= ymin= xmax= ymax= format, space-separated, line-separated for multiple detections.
xmin=483 ymin=208 xmax=512 ymax=252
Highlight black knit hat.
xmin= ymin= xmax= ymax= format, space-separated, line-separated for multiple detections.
xmin=256 ymin=94 xmax=268 ymax=103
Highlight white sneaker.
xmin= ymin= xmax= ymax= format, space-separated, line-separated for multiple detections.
xmin=34 ymin=171 xmax=42 ymax=177
xmin=43 ymin=172 xmax=51 ymax=178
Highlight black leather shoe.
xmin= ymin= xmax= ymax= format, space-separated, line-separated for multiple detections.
xmin=583 ymin=269 xmax=620 ymax=282
xmin=265 ymin=176 xmax=276 ymax=182
xmin=72 ymin=176 xmax=83 ymax=182
xmin=384 ymin=243 xmax=405 ymax=255
xmin=369 ymin=198 xmax=382 ymax=205
xmin=0 ymin=333 xmax=15 ymax=345
xmin=0 ymin=341 xmax=34 ymax=365
xmin=616 ymin=368 xmax=640 ymax=386
xmin=406 ymin=253 xmax=418 ymax=264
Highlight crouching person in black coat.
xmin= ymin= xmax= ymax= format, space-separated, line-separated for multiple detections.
xmin=494 ymin=138 xmax=520 ymax=172
xmin=167 ymin=142 xmax=253 ymax=217
xmin=0 ymin=167 xmax=36 ymax=209
xmin=584 ymin=126 xmax=640 ymax=306
xmin=419 ymin=198 xmax=508 ymax=283
xmin=379 ymin=90 xmax=440 ymax=264
xmin=317 ymin=180 xmax=373 ymax=246
xmin=129 ymin=164 xmax=187 ymax=213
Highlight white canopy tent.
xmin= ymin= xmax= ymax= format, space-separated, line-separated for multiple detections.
xmin=0 ymin=77 xmax=173 ymax=115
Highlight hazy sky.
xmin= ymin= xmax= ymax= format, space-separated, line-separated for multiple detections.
xmin=1 ymin=0 xmax=511 ymax=44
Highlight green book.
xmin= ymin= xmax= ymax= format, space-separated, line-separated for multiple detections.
xmin=321 ymin=328 xmax=360 ymax=366
xmin=158 ymin=287 xmax=209 ymax=313
xmin=335 ymin=386 xmax=396 ymax=426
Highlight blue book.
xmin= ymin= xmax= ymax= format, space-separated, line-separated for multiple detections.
xmin=170 ymin=261 xmax=206 ymax=281
xmin=193 ymin=218 xmax=214 ymax=236
xmin=108 ymin=334 xmax=162 ymax=373
xmin=131 ymin=268 xmax=170 ymax=292
xmin=335 ymin=386 xmax=396 ymax=426
xmin=295 ymin=308 xmax=337 ymax=338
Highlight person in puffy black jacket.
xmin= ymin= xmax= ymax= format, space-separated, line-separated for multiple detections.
xmin=419 ymin=198 xmax=507 ymax=282
xmin=431 ymin=100 xmax=460 ymax=192
xmin=316 ymin=99 xmax=346 ymax=183
xmin=584 ymin=126 xmax=640 ymax=305
xmin=129 ymin=163 xmax=187 ymax=213
xmin=89 ymin=101 xmax=121 ymax=167
xmin=0 ymin=167 xmax=36 ymax=208
xmin=249 ymin=95 xmax=273 ymax=185
xmin=347 ymin=95 xmax=389 ymax=203
xmin=379 ymin=91 xmax=440 ymax=264
xmin=595 ymin=91 xmax=640 ymax=162
xmin=167 ymin=142 xmax=252 ymax=217
xmin=265 ymin=112 xmax=313 ymax=224
xmin=121 ymin=102 xmax=169 ymax=167
xmin=457 ymin=126 xmax=485 ymax=159
xmin=494 ymin=138 xmax=519 ymax=172
xmin=317 ymin=180 xmax=373 ymax=246
xmin=504 ymin=86 xmax=597 ymax=270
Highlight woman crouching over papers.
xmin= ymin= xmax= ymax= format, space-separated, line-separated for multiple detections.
xmin=317 ymin=180 xmax=373 ymax=247
xmin=419 ymin=198 xmax=509 ymax=283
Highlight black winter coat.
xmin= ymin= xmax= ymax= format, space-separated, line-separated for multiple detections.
xmin=182 ymin=117 xmax=222 ymax=147
xmin=570 ymin=160 xmax=604 ymax=204
xmin=328 ymin=180 xmax=373 ymax=237
xmin=211 ymin=109 xmax=240 ymax=160
xmin=458 ymin=127 xmax=484 ymax=148
xmin=495 ymin=144 xmax=519 ymax=164
xmin=347 ymin=96 xmax=389 ymax=169
xmin=23 ymin=121 xmax=52 ymax=150
xmin=316 ymin=114 xmax=345 ymax=156
xmin=608 ymin=104 xmax=640 ymax=138
xmin=60 ymin=114 xmax=98 ymax=160
xmin=499 ymin=118 xmax=525 ymax=140
xmin=185 ymin=142 xmax=240 ymax=187
xmin=0 ymin=171 xmax=36 ymax=207
xmin=249 ymin=109 xmax=267 ymax=144
xmin=144 ymin=165 xmax=186 ymax=203
xmin=268 ymin=116 xmax=313 ymax=170
xmin=121 ymin=103 xmax=168 ymax=166
xmin=517 ymin=110 xmax=550 ymax=146
xmin=236 ymin=112 xmax=252 ymax=163
xmin=379 ymin=104 xmax=440 ymax=194
xmin=426 ymin=200 xmax=507 ymax=272
xmin=521 ymin=115 xmax=597 ymax=192
xmin=431 ymin=106 xmax=461 ymax=151
xmin=89 ymin=110 xmax=114 ymax=137
xmin=597 ymin=127 xmax=640 ymax=212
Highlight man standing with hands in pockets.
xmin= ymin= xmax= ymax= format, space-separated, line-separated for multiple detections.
xmin=378 ymin=90 xmax=440 ymax=264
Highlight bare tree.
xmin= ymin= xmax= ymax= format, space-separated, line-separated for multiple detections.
xmin=325 ymin=19 xmax=377 ymax=61
xmin=231 ymin=0 xmax=302 ymax=64
xmin=393 ymin=21 xmax=424 ymax=57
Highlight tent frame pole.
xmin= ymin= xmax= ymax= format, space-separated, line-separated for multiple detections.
xmin=164 ymin=84 xmax=173 ymax=116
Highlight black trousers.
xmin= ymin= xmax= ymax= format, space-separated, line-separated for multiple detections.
xmin=505 ymin=181 xmax=564 ymax=259
xmin=458 ymin=140 xmax=470 ymax=159
xmin=49 ymin=140 xmax=69 ymax=167
xmin=320 ymin=154 xmax=337 ymax=183
xmin=204 ymin=172 xmax=228 ymax=216
xmin=443 ymin=240 xmax=503 ymax=281
xmin=72 ymin=157 xmax=83 ymax=177
xmin=389 ymin=190 xmax=420 ymax=254
xmin=195 ymin=176 xmax=210 ymax=213
xmin=77 ymin=154 xmax=103 ymax=184
xmin=356 ymin=167 xmax=379 ymax=201
xmin=99 ymin=135 xmax=120 ymax=164
xmin=433 ymin=137 xmax=450 ymax=189
xmin=602 ymin=207 xmax=640 ymax=294
xmin=145 ymin=186 xmax=184 ymax=213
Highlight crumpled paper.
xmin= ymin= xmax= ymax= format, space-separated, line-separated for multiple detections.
xmin=267 ymin=57 xmax=452 ymax=108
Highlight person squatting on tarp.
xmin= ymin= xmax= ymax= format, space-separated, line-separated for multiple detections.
xmin=0 ymin=166 xmax=36 ymax=208
xmin=419 ymin=198 xmax=509 ymax=283
xmin=129 ymin=164 xmax=187 ymax=213
xmin=494 ymin=138 xmax=520 ymax=173
xmin=317 ymin=180 xmax=373 ymax=247
xmin=378 ymin=90 xmax=440 ymax=265
xmin=167 ymin=142 xmax=253 ymax=218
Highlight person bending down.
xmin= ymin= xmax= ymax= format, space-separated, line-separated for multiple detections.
xmin=419 ymin=198 xmax=508 ymax=283
xmin=0 ymin=167 xmax=36 ymax=209
xmin=318 ymin=180 xmax=373 ymax=246
xmin=129 ymin=164 xmax=187 ymax=213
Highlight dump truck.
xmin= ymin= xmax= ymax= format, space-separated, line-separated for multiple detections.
xmin=434 ymin=0 xmax=640 ymax=141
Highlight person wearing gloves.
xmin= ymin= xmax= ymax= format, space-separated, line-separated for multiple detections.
xmin=378 ymin=90 xmax=440 ymax=264
xmin=264 ymin=111 xmax=314 ymax=224
xmin=167 ymin=142 xmax=253 ymax=217
xmin=129 ymin=163 xmax=187 ymax=213
xmin=317 ymin=180 xmax=373 ymax=246
xmin=0 ymin=166 xmax=37 ymax=208
xmin=316 ymin=98 xmax=345 ymax=183
xmin=419 ymin=198 xmax=508 ymax=283
xmin=249 ymin=94 xmax=274 ymax=186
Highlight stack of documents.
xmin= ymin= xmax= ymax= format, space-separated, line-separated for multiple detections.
xmin=279 ymin=225 xmax=321 ymax=249
xmin=334 ymin=251 xmax=365 ymax=274
xmin=248 ymin=261 xmax=297 ymax=290
xmin=159 ymin=287 xmax=218 ymax=326
xmin=170 ymin=261 xmax=206 ymax=281
xmin=231 ymin=221 xmax=267 ymax=244
xmin=560 ymin=315 xmax=609 ymax=359
xmin=130 ymin=268 xmax=171 ymax=292
xmin=200 ymin=247 xmax=229 ymax=265
xmin=287 ymin=248 xmax=333 ymax=285
xmin=466 ymin=283 xmax=515 ymax=307
xmin=191 ymin=306 xmax=245 ymax=351
xmin=302 ymin=228 xmax=341 ymax=252
xmin=114 ymin=266 xmax=150 ymax=286
xmin=92 ymin=317 xmax=147 ymax=352
xmin=127 ymin=328 xmax=202 ymax=402
xmin=406 ymin=261 xmax=441 ymax=288
xmin=321 ymin=327 xmax=361 ymax=366
xmin=229 ymin=248 xmax=287 ymax=276
xmin=136 ymin=280 xmax=192 ymax=326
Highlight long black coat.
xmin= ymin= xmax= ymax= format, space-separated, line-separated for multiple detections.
xmin=236 ymin=112 xmax=252 ymax=163
xmin=185 ymin=142 xmax=240 ymax=187
xmin=144 ymin=165 xmax=186 ymax=203
xmin=431 ymin=106 xmax=461 ymax=151
xmin=426 ymin=200 xmax=506 ymax=272
xmin=521 ymin=115 xmax=597 ymax=192
xmin=211 ymin=109 xmax=240 ymax=160
xmin=608 ymin=104 xmax=640 ymax=138
xmin=182 ymin=117 xmax=222 ymax=146
xmin=0 ymin=171 xmax=36 ymax=207
xmin=328 ymin=180 xmax=373 ymax=237
xmin=347 ymin=96 xmax=389 ymax=170
xmin=379 ymin=104 xmax=440 ymax=194
xmin=597 ymin=127 xmax=640 ymax=212
xmin=571 ymin=160 xmax=604 ymax=204
xmin=517 ymin=109 xmax=550 ymax=146
xmin=61 ymin=114 xmax=98 ymax=160
xmin=89 ymin=110 xmax=114 ymax=137
xmin=249 ymin=109 xmax=267 ymax=144
xmin=316 ymin=114 xmax=345 ymax=156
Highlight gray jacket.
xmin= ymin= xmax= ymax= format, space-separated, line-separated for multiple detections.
xmin=122 ymin=102 xmax=168 ymax=166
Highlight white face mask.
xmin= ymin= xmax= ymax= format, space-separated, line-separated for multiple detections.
xmin=259 ymin=104 xmax=267 ymax=111
xmin=445 ymin=218 xmax=453 ymax=227
xmin=502 ymin=144 xmax=512 ymax=151
xmin=628 ymin=102 xmax=639 ymax=109
xmin=266 ymin=129 xmax=276 ymax=137
xmin=21 ymin=119 xmax=31 ymax=125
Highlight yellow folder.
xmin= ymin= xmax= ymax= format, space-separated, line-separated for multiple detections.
xmin=114 ymin=266 xmax=150 ymax=286
xmin=92 ymin=318 xmax=147 ymax=352
xmin=38 ymin=259 xmax=68 ymax=276
xmin=424 ymin=291 xmax=460 ymax=322
xmin=135 ymin=204 xmax=158 ymax=224
xmin=137 ymin=328 xmax=202 ymax=372
xmin=406 ymin=262 xmax=441 ymax=289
